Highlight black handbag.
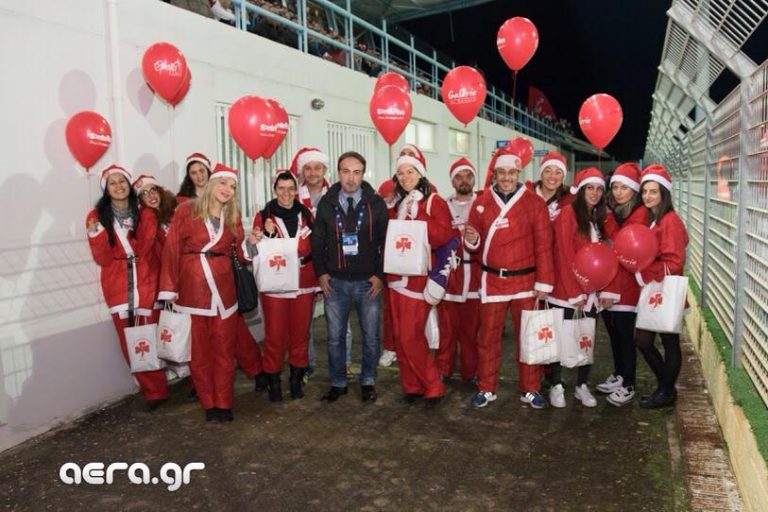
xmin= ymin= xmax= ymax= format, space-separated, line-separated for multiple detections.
xmin=231 ymin=245 xmax=258 ymax=314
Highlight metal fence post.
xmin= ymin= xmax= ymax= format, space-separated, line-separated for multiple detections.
xmin=700 ymin=116 xmax=714 ymax=308
xmin=382 ymin=20 xmax=389 ymax=72
xmin=345 ymin=0 xmax=353 ymax=69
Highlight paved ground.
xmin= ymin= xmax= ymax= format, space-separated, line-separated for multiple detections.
xmin=0 ymin=314 xmax=742 ymax=511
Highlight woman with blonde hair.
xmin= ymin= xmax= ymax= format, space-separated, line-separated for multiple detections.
xmin=159 ymin=164 xmax=247 ymax=422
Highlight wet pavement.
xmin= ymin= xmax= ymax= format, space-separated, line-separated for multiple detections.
xmin=0 ymin=314 xmax=737 ymax=511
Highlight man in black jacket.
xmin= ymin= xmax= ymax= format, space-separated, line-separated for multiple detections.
xmin=311 ymin=151 xmax=389 ymax=403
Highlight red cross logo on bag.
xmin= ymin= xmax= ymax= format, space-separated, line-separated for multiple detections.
xmin=649 ymin=292 xmax=663 ymax=309
xmin=396 ymin=236 xmax=412 ymax=253
xmin=269 ymin=255 xmax=287 ymax=270
xmin=537 ymin=326 xmax=553 ymax=343
xmin=160 ymin=329 xmax=172 ymax=344
xmin=579 ymin=336 xmax=592 ymax=350
xmin=135 ymin=340 xmax=151 ymax=360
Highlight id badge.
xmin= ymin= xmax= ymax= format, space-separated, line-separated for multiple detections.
xmin=341 ymin=233 xmax=359 ymax=256
xmin=494 ymin=217 xmax=510 ymax=229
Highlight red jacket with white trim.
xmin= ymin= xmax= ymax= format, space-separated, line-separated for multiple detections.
xmin=86 ymin=207 xmax=159 ymax=315
xmin=444 ymin=193 xmax=480 ymax=302
xmin=525 ymin=181 xmax=574 ymax=222
xmin=635 ymin=211 xmax=688 ymax=286
xmin=158 ymin=202 xmax=245 ymax=319
xmin=387 ymin=193 xmax=458 ymax=300
xmin=548 ymin=204 xmax=619 ymax=310
xmin=464 ymin=185 xmax=555 ymax=303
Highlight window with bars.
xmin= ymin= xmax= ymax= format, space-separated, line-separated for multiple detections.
xmin=215 ymin=103 xmax=299 ymax=220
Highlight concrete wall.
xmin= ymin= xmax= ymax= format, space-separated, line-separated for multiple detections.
xmin=0 ymin=0 xmax=558 ymax=451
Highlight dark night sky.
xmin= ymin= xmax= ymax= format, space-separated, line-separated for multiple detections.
xmin=401 ymin=0 xmax=767 ymax=161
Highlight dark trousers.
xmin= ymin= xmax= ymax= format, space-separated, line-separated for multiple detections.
xmin=635 ymin=329 xmax=681 ymax=394
xmin=602 ymin=310 xmax=638 ymax=387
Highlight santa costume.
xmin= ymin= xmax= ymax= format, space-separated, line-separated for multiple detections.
xmin=86 ymin=165 xmax=169 ymax=404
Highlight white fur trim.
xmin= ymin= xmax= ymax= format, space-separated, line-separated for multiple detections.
xmin=397 ymin=155 xmax=426 ymax=176
xmin=534 ymin=282 xmax=554 ymax=293
xmin=186 ymin=157 xmax=210 ymax=170
xmin=297 ymin=150 xmax=329 ymax=170
xmin=540 ymin=159 xmax=566 ymax=175
xmin=133 ymin=175 xmax=160 ymax=191
xmin=494 ymin=155 xmax=522 ymax=170
xmin=610 ymin=174 xmax=640 ymax=192
xmin=212 ymin=170 xmax=238 ymax=183
xmin=570 ymin=176 xmax=605 ymax=195
xmin=100 ymin=168 xmax=132 ymax=191
xmin=641 ymin=174 xmax=673 ymax=191
xmin=450 ymin=164 xmax=476 ymax=180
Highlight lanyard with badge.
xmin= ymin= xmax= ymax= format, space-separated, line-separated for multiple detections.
xmin=335 ymin=203 xmax=364 ymax=257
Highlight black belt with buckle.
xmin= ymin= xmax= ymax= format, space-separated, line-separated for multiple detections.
xmin=300 ymin=254 xmax=313 ymax=265
xmin=481 ymin=264 xmax=535 ymax=278
xmin=187 ymin=250 xmax=225 ymax=258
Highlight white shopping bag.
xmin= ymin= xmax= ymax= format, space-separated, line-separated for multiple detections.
xmin=125 ymin=319 xmax=164 ymax=373
xmin=560 ymin=310 xmax=596 ymax=368
xmin=384 ymin=219 xmax=430 ymax=276
xmin=425 ymin=306 xmax=440 ymax=349
xmin=254 ymin=237 xmax=300 ymax=293
xmin=157 ymin=306 xmax=191 ymax=363
xmin=636 ymin=273 xmax=688 ymax=334
xmin=165 ymin=362 xmax=191 ymax=380
xmin=520 ymin=302 xmax=564 ymax=365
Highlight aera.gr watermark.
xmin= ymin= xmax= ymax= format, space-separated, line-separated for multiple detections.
xmin=59 ymin=462 xmax=205 ymax=492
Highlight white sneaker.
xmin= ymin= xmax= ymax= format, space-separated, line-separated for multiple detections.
xmin=595 ymin=374 xmax=623 ymax=394
xmin=574 ymin=384 xmax=598 ymax=407
xmin=378 ymin=350 xmax=397 ymax=367
xmin=607 ymin=386 xmax=635 ymax=407
xmin=549 ymin=384 xmax=566 ymax=408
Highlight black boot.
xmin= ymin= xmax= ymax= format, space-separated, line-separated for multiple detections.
xmin=267 ymin=372 xmax=283 ymax=402
xmin=289 ymin=366 xmax=305 ymax=399
xmin=254 ymin=372 xmax=269 ymax=392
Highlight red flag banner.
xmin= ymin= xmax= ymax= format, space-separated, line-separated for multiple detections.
xmin=528 ymin=86 xmax=556 ymax=119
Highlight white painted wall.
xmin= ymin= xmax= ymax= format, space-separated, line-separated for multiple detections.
xmin=0 ymin=0 xmax=559 ymax=451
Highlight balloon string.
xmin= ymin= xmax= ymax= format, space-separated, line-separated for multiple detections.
xmin=511 ymin=71 xmax=518 ymax=109
xmin=169 ymin=107 xmax=175 ymax=182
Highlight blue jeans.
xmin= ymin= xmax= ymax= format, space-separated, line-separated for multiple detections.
xmin=309 ymin=321 xmax=352 ymax=367
xmin=324 ymin=277 xmax=381 ymax=387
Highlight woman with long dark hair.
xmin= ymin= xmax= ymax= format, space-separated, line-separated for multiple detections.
xmin=387 ymin=152 xmax=458 ymax=406
xmin=176 ymin=153 xmax=211 ymax=203
xmin=133 ymin=174 xmax=177 ymax=258
xmin=86 ymin=165 xmax=169 ymax=410
xmin=595 ymin=163 xmax=649 ymax=406
xmin=248 ymin=170 xmax=317 ymax=402
xmin=634 ymin=165 xmax=689 ymax=409
xmin=547 ymin=168 xmax=618 ymax=408
xmin=159 ymin=164 xmax=247 ymax=422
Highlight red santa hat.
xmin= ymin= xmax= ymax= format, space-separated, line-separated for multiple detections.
xmin=570 ymin=167 xmax=606 ymax=195
xmin=290 ymin=147 xmax=330 ymax=176
xmin=272 ymin=168 xmax=298 ymax=188
xmin=131 ymin=173 xmax=160 ymax=192
xmin=210 ymin=163 xmax=239 ymax=184
xmin=483 ymin=146 xmax=523 ymax=189
xmin=640 ymin=164 xmax=673 ymax=191
xmin=539 ymin=151 xmax=567 ymax=176
xmin=100 ymin=164 xmax=132 ymax=191
xmin=185 ymin=152 xmax=211 ymax=172
xmin=449 ymin=157 xmax=476 ymax=180
xmin=399 ymin=143 xmax=424 ymax=161
xmin=611 ymin=163 xmax=641 ymax=192
xmin=396 ymin=150 xmax=427 ymax=177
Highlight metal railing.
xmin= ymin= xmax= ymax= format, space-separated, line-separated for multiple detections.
xmin=645 ymin=0 xmax=768 ymax=407
xmin=229 ymin=0 xmax=583 ymax=149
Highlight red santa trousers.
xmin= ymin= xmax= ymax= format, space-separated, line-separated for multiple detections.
xmin=477 ymin=296 xmax=542 ymax=393
xmin=390 ymin=292 xmax=445 ymax=399
xmin=381 ymin=287 xmax=395 ymax=352
xmin=436 ymin=299 xmax=480 ymax=381
xmin=111 ymin=314 xmax=169 ymax=401
xmin=261 ymin=294 xmax=314 ymax=373
xmin=190 ymin=313 xmax=237 ymax=409
xmin=235 ymin=315 xmax=263 ymax=378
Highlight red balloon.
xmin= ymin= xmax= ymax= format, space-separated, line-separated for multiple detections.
xmin=374 ymin=72 xmax=410 ymax=94
xmin=168 ymin=68 xmax=191 ymax=107
xmin=579 ymin=94 xmax=623 ymax=150
xmin=227 ymin=96 xmax=277 ymax=160
xmin=613 ymin=224 xmax=658 ymax=272
xmin=508 ymin=136 xmax=534 ymax=167
xmin=441 ymin=66 xmax=487 ymax=125
xmin=261 ymin=100 xmax=289 ymax=159
xmin=65 ymin=111 xmax=112 ymax=169
xmin=141 ymin=42 xmax=189 ymax=104
xmin=497 ymin=17 xmax=539 ymax=72
xmin=572 ymin=243 xmax=619 ymax=294
xmin=369 ymin=85 xmax=412 ymax=145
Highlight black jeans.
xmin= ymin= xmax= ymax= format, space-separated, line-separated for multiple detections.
xmin=635 ymin=329 xmax=681 ymax=394
xmin=548 ymin=305 xmax=597 ymax=387
xmin=602 ymin=310 xmax=638 ymax=387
